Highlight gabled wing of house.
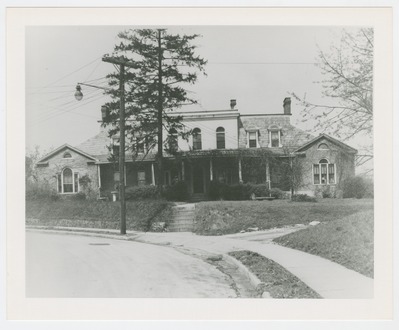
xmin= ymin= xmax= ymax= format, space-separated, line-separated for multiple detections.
xmin=294 ymin=133 xmax=358 ymax=154
xmin=37 ymin=143 xmax=98 ymax=165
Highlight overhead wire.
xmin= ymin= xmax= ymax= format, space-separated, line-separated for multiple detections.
xmin=28 ymin=56 xmax=103 ymax=93
xmin=29 ymin=91 xmax=106 ymax=126
xmin=30 ymin=88 xmax=102 ymax=120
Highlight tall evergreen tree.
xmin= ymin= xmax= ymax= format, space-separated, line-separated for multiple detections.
xmin=102 ymin=29 xmax=207 ymax=187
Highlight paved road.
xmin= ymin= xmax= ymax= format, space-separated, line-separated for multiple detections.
xmin=26 ymin=231 xmax=237 ymax=298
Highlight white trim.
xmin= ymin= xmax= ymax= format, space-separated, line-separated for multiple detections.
xmin=247 ymin=130 xmax=258 ymax=148
xmin=210 ymin=159 xmax=213 ymax=181
xmin=268 ymin=129 xmax=282 ymax=148
xmin=97 ymin=165 xmax=101 ymax=188
xmin=151 ymin=163 xmax=156 ymax=185
xmin=312 ymin=160 xmax=336 ymax=185
xmin=238 ymin=159 xmax=243 ymax=183
xmin=60 ymin=167 xmax=80 ymax=194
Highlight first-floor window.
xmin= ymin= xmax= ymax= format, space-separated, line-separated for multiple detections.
xmin=137 ymin=170 xmax=146 ymax=186
xmin=313 ymin=159 xmax=335 ymax=185
xmin=58 ymin=168 xmax=79 ymax=193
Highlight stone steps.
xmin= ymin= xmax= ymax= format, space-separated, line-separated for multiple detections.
xmin=167 ymin=203 xmax=196 ymax=232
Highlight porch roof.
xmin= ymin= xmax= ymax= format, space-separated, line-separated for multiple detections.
xmin=93 ymin=147 xmax=296 ymax=164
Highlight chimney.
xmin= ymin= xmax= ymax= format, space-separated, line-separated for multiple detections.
xmin=283 ymin=97 xmax=291 ymax=115
xmin=230 ymin=99 xmax=237 ymax=110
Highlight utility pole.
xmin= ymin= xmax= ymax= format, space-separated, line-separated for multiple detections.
xmin=102 ymin=56 xmax=135 ymax=235
xmin=156 ymin=29 xmax=164 ymax=191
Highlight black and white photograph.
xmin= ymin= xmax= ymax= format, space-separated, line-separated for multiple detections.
xmin=25 ymin=24 xmax=375 ymax=298
xmin=3 ymin=4 xmax=395 ymax=323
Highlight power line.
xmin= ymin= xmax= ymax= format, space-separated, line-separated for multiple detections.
xmin=27 ymin=56 xmax=102 ymax=92
xmin=208 ymin=62 xmax=317 ymax=65
xmin=29 ymin=92 xmax=105 ymax=126
xmin=29 ymin=89 xmax=102 ymax=119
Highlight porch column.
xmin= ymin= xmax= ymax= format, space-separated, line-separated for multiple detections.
xmin=209 ymin=159 xmax=213 ymax=181
xmin=238 ymin=158 xmax=243 ymax=183
xmin=265 ymin=160 xmax=271 ymax=191
xmin=181 ymin=160 xmax=185 ymax=181
xmin=151 ymin=163 xmax=156 ymax=185
xmin=97 ymin=164 xmax=101 ymax=189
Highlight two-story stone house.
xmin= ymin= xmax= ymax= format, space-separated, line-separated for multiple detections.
xmin=35 ymin=97 xmax=357 ymax=199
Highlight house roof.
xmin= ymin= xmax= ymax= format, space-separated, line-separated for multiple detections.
xmin=239 ymin=115 xmax=315 ymax=150
xmin=37 ymin=144 xmax=98 ymax=164
xmin=294 ymin=134 xmax=358 ymax=153
xmin=76 ymin=128 xmax=111 ymax=157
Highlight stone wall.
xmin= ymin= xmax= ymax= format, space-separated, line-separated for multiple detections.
xmin=36 ymin=148 xmax=99 ymax=196
xmin=297 ymin=138 xmax=356 ymax=197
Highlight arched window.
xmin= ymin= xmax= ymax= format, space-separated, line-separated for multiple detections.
xmin=313 ymin=159 xmax=335 ymax=185
xmin=318 ymin=143 xmax=329 ymax=150
xmin=216 ymin=127 xmax=225 ymax=149
xmin=192 ymin=128 xmax=202 ymax=150
xmin=63 ymin=152 xmax=72 ymax=158
xmin=63 ymin=168 xmax=73 ymax=193
xmin=58 ymin=167 xmax=79 ymax=193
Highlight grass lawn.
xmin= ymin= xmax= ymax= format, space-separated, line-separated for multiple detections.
xmin=26 ymin=199 xmax=173 ymax=231
xmin=229 ymin=250 xmax=321 ymax=299
xmin=273 ymin=210 xmax=374 ymax=278
xmin=194 ymin=198 xmax=373 ymax=236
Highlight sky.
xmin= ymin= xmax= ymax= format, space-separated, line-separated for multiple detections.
xmin=25 ymin=26 xmax=371 ymax=157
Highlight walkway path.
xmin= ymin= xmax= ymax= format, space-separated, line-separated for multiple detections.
xmin=26 ymin=226 xmax=374 ymax=299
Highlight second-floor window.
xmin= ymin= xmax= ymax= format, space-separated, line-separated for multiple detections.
xmin=193 ymin=128 xmax=202 ymax=150
xmin=268 ymin=126 xmax=281 ymax=147
xmin=249 ymin=131 xmax=257 ymax=148
xmin=168 ymin=128 xmax=178 ymax=153
xmin=216 ymin=127 xmax=225 ymax=149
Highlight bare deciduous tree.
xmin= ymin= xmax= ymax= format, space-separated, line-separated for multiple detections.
xmin=292 ymin=28 xmax=373 ymax=142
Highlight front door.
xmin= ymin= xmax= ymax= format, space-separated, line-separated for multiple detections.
xmin=193 ymin=166 xmax=204 ymax=193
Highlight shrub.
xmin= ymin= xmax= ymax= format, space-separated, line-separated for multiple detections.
xmin=270 ymin=188 xmax=285 ymax=199
xmin=26 ymin=180 xmax=59 ymax=201
xmin=291 ymin=194 xmax=317 ymax=202
xmin=73 ymin=191 xmax=87 ymax=200
xmin=249 ymin=184 xmax=270 ymax=198
xmin=342 ymin=176 xmax=374 ymax=199
xmin=164 ymin=181 xmax=189 ymax=201
xmin=223 ymin=183 xmax=253 ymax=200
xmin=125 ymin=185 xmax=160 ymax=200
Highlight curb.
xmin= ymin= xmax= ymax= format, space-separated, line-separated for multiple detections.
xmin=223 ymin=254 xmax=271 ymax=298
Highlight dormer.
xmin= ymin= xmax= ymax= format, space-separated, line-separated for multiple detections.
xmin=245 ymin=126 xmax=260 ymax=148
xmin=268 ymin=125 xmax=282 ymax=148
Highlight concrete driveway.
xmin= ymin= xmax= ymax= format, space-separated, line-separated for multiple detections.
xmin=26 ymin=231 xmax=237 ymax=298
